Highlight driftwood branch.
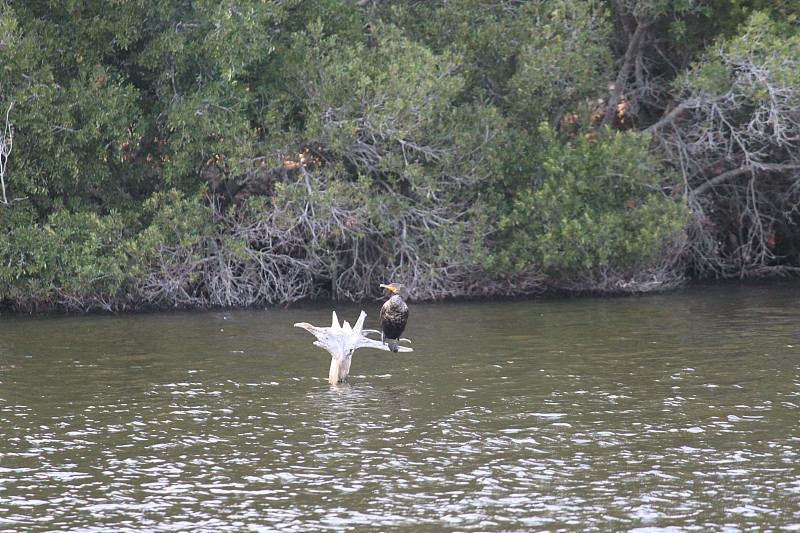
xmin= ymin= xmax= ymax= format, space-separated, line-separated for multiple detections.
xmin=294 ymin=310 xmax=412 ymax=384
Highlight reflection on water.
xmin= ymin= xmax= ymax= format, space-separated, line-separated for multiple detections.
xmin=2 ymin=282 xmax=800 ymax=532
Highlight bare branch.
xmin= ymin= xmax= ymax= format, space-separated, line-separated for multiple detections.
xmin=691 ymin=163 xmax=800 ymax=198
xmin=643 ymin=100 xmax=690 ymax=135
xmin=0 ymin=101 xmax=14 ymax=205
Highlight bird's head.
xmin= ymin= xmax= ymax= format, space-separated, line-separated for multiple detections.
xmin=380 ymin=283 xmax=410 ymax=300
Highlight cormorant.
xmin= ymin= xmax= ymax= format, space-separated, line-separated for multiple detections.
xmin=379 ymin=283 xmax=409 ymax=353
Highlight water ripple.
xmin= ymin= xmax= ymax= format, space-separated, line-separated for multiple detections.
xmin=2 ymin=292 xmax=800 ymax=531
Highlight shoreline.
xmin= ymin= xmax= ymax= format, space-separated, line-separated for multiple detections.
xmin=3 ymin=276 xmax=798 ymax=318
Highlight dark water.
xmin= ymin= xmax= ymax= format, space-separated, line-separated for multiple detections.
xmin=2 ymin=282 xmax=800 ymax=532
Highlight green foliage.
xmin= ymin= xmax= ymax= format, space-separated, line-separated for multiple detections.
xmin=683 ymin=11 xmax=800 ymax=96
xmin=1 ymin=2 xmax=143 ymax=207
xmin=684 ymin=0 xmax=800 ymax=42
xmin=282 ymin=19 xmax=468 ymax=184
xmin=130 ymin=189 xmax=211 ymax=264
xmin=0 ymin=189 xmax=212 ymax=311
xmin=384 ymin=0 xmax=611 ymax=121
xmin=0 ymin=203 xmax=128 ymax=306
xmin=491 ymin=124 xmax=688 ymax=281
xmin=382 ymin=0 xmax=522 ymax=101
xmin=505 ymin=2 xmax=611 ymax=125
xmin=131 ymin=0 xmax=299 ymax=187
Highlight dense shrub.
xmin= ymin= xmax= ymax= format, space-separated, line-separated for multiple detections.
xmin=1 ymin=1 xmax=798 ymax=312
xmin=489 ymin=123 xmax=688 ymax=292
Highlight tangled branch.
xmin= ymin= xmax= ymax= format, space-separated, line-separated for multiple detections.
xmin=649 ymin=17 xmax=800 ymax=277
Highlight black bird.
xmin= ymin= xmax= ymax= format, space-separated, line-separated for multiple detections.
xmin=379 ymin=283 xmax=409 ymax=352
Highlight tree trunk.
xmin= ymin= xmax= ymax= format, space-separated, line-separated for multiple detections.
xmin=601 ymin=19 xmax=649 ymax=128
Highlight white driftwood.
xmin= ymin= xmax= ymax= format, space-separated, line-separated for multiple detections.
xmin=294 ymin=310 xmax=412 ymax=383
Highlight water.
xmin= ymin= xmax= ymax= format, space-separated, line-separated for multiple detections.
xmin=1 ymin=282 xmax=800 ymax=532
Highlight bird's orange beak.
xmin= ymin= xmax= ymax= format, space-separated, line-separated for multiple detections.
xmin=380 ymin=283 xmax=397 ymax=293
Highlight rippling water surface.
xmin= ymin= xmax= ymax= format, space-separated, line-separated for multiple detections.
xmin=2 ymin=282 xmax=800 ymax=532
